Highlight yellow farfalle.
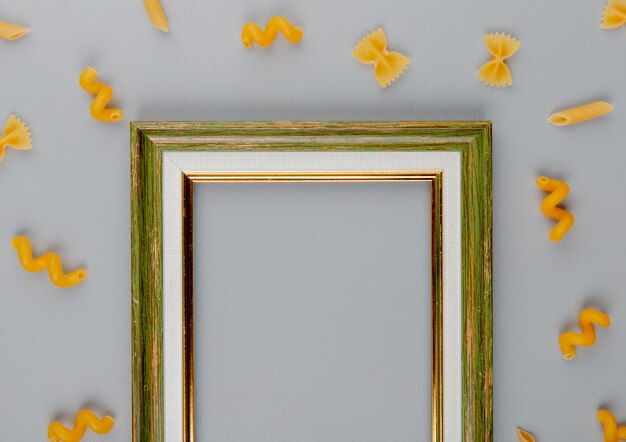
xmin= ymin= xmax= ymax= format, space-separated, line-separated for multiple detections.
xmin=0 ymin=21 xmax=30 ymax=41
xmin=48 ymin=409 xmax=114 ymax=442
xmin=602 ymin=0 xmax=626 ymax=29
xmin=241 ymin=16 xmax=303 ymax=48
xmin=0 ymin=114 xmax=32 ymax=163
xmin=477 ymin=33 xmax=521 ymax=87
xmin=598 ymin=410 xmax=626 ymax=442
xmin=12 ymin=236 xmax=87 ymax=289
xmin=79 ymin=67 xmax=123 ymax=123
xmin=559 ymin=309 xmax=611 ymax=360
xmin=352 ymin=27 xmax=410 ymax=88
xmin=536 ymin=176 xmax=574 ymax=242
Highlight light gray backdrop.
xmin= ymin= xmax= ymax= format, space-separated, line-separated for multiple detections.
xmin=1 ymin=0 xmax=625 ymax=440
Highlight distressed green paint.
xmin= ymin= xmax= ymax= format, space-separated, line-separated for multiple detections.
xmin=130 ymin=121 xmax=492 ymax=442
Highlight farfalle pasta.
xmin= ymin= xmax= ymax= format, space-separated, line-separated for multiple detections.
xmin=12 ymin=236 xmax=87 ymax=288
xmin=353 ymin=27 xmax=410 ymax=88
xmin=143 ymin=0 xmax=169 ymax=32
xmin=536 ymin=176 xmax=574 ymax=242
xmin=598 ymin=410 xmax=626 ymax=442
xmin=0 ymin=21 xmax=30 ymax=41
xmin=48 ymin=409 xmax=114 ymax=442
xmin=477 ymin=33 xmax=521 ymax=87
xmin=79 ymin=67 xmax=123 ymax=123
xmin=602 ymin=0 xmax=626 ymax=29
xmin=241 ymin=16 xmax=303 ymax=48
xmin=559 ymin=309 xmax=611 ymax=360
xmin=0 ymin=114 xmax=32 ymax=163
xmin=548 ymin=102 xmax=614 ymax=126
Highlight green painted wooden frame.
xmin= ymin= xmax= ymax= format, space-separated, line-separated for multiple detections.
xmin=131 ymin=121 xmax=492 ymax=441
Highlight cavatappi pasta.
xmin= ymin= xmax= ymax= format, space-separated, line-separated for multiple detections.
xmin=241 ymin=16 xmax=303 ymax=48
xmin=48 ymin=409 xmax=114 ymax=442
xmin=79 ymin=67 xmax=123 ymax=123
xmin=559 ymin=309 xmax=611 ymax=360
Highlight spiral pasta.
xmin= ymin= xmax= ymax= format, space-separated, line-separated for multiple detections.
xmin=477 ymin=33 xmax=521 ymax=87
xmin=353 ymin=27 xmax=410 ymax=88
xmin=602 ymin=0 xmax=626 ymax=29
xmin=0 ymin=114 xmax=32 ymax=163
xmin=79 ymin=67 xmax=123 ymax=123
xmin=48 ymin=409 xmax=114 ymax=442
xmin=11 ymin=236 xmax=87 ymax=288
xmin=241 ymin=16 xmax=303 ymax=48
xmin=536 ymin=176 xmax=574 ymax=242
xmin=598 ymin=410 xmax=626 ymax=442
xmin=559 ymin=309 xmax=611 ymax=360
xmin=0 ymin=21 xmax=30 ymax=40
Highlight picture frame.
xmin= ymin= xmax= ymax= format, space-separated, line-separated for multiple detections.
xmin=130 ymin=121 xmax=493 ymax=442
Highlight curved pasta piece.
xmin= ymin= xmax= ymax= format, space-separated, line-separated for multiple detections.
xmin=559 ymin=309 xmax=611 ymax=360
xmin=602 ymin=0 xmax=626 ymax=29
xmin=536 ymin=176 xmax=574 ymax=242
xmin=477 ymin=33 xmax=521 ymax=87
xmin=548 ymin=101 xmax=614 ymax=126
xmin=143 ymin=0 xmax=168 ymax=32
xmin=353 ymin=27 xmax=410 ymax=88
xmin=517 ymin=428 xmax=536 ymax=442
xmin=0 ymin=114 xmax=32 ymax=162
xmin=12 ymin=236 xmax=87 ymax=288
xmin=598 ymin=410 xmax=626 ymax=442
xmin=79 ymin=67 xmax=123 ymax=123
xmin=48 ymin=409 xmax=114 ymax=442
xmin=241 ymin=16 xmax=303 ymax=48
xmin=0 ymin=21 xmax=30 ymax=41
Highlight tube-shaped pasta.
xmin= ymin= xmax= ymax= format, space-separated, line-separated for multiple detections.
xmin=602 ymin=0 xmax=626 ymax=29
xmin=598 ymin=410 xmax=626 ymax=442
xmin=241 ymin=16 xmax=303 ymax=48
xmin=353 ymin=27 xmax=410 ymax=88
xmin=11 ymin=236 xmax=87 ymax=288
xmin=536 ymin=176 xmax=574 ymax=242
xmin=0 ymin=21 xmax=30 ymax=41
xmin=48 ymin=409 xmax=115 ymax=442
xmin=548 ymin=102 xmax=613 ymax=126
xmin=477 ymin=33 xmax=521 ymax=87
xmin=516 ymin=428 xmax=536 ymax=442
xmin=0 ymin=114 xmax=32 ymax=163
xmin=79 ymin=67 xmax=123 ymax=123
xmin=143 ymin=0 xmax=168 ymax=33
xmin=559 ymin=309 xmax=611 ymax=360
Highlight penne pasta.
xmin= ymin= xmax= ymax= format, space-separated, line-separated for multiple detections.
xmin=143 ymin=0 xmax=169 ymax=33
xmin=516 ymin=428 xmax=536 ymax=442
xmin=0 ymin=21 xmax=30 ymax=41
xmin=548 ymin=101 xmax=613 ymax=126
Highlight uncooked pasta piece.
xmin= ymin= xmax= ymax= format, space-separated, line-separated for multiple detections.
xmin=48 ymin=409 xmax=114 ymax=442
xmin=352 ymin=27 xmax=410 ymax=88
xmin=548 ymin=102 xmax=614 ymax=126
xmin=0 ymin=21 xmax=30 ymax=41
xmin=602 ymin=0 xmax=626 ymax=29
xmin=536 ymin=176 xmax=574 ymax=242
xmin=477 ymin=33 xmax=520 ymax=87
xmin=517 ymin=428 xmax=536 ymax=442
xmin=598 ymin=410 xmax=626 ymax=442
xmin=0 ymin=114 xmax=31 ymax=162
xmin=241 ymin=16 xmax=303 ymax=48
xmin=79 ymin=67 xmax=123 ymax=123
xmin=559 ymin=309 xmax=611 ymax=360
xmin=143 ymin=0 xmax=169 ymax=32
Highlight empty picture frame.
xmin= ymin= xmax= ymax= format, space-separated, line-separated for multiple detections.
xmin=130 ymin=121 xmax=493 ymax=442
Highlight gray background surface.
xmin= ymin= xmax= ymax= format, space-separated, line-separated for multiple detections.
xmin=0 ymin=0 xmax=625 ymax=440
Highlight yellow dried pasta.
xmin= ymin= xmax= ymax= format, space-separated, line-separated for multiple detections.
xmin=559 ymin=309 xmax=610 ymax=360
xmin=602 ymin=0 xmax=626 ymax=29
xmin=143 ymin=0 xmax=169 ymax=32
xmin=79 ymin=67 xmax=123 ymax=123
xmin=353 ymin=27 xmax=410 ymax=88
xmin=0 ymin=114 xmax=32 ymax=163
xmin=477 ymin=33 xmax=521 ymax=87
xmin=0 ymin=21 xmax=30 ymax=41
xmin=517 ymin=428 xmax=536 ymax=442
xmin=548 ymin=102 xmax=613 ymax=126
xmin=598 ymin=410 xmax=626 ymax=442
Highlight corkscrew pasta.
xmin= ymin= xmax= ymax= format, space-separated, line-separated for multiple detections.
xmin=559 ymin=309 xmax=611 ymax=360
xmin=352 ymin=27 xmax=410 ymax=88
xmin=0 ymin=114 xmax=32 ymax=163
xmin=0 ymin=21 xmax=30 ymax=41
xmin=241 ymin=16 xmax=303 ymax=48
xmin=477 ymin=33 xmax=521 ymax=87
xmin=548 ymin=102 xmax=614 ymax=126
xmin=79 ymin=67 xmax=123 ymax=123
xmin=11 ymin=236 xmax=87 ymax=288
xmin=536 ymin=176 xmax=574 ymax=242
xmin=602 ymin=0 xmax=626 ymax=29
xmin=599 ymin=410 xmax=626 ymax=442
xmin=48 ymin=409 xmax=114 ymax=442
xmin=143 ymin=0 xmax=168 ymax=32
xmin=517 ymin=428 xmax=536 ymax=442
